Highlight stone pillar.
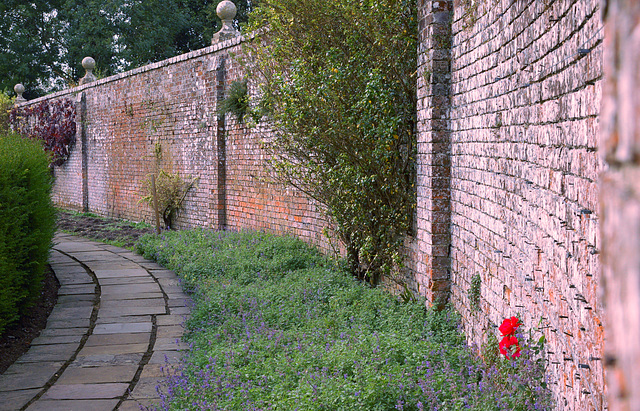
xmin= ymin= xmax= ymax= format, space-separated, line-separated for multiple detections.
xmin=14 ymin=84 xmax=26 ymax=105
xmin=79 ymin=57 xmax=97 ymax=85
xmin=600 ymin=0 xmax=640 ymax=409
xmin=211 ymin=1 xmax=240 ymax=44
xmin=415 ymin=0 xmax=453 ymax=308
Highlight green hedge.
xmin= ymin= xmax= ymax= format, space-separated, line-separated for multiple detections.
xmin=0 ymin=133 xmax=56 ymax=334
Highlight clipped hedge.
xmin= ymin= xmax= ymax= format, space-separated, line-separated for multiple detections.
xmin=0 ymin=132 xmax=56 ymax=334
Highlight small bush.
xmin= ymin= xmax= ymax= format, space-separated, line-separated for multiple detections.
xmin=0 ymin=133 xmax=56 ymax=334
xmin=140 ymin=170 xmax=197 ymax=229
xmin=9 ymin=99 xmax=77 ymax=167
xmin=136 ymin=230 xmax=553 ymax=410
xmin=247 ymin=0 xmax=418 ymax=284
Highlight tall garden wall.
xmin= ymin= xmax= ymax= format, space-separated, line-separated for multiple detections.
xmin=416 ymin=0 xmax=603 ymax=408
xmin=28 ymin=37 xmax=331 ymax=251
xmin=15 ymin=0 xmax=611 ymax=407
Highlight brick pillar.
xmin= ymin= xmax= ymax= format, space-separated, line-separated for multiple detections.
xmin=600 ymin=0 xmax=640 ymax=409
xmin=76 ymin=91 xmax=89 ymax=212
xmin=416 ymin=0 xmax=453 ymax=308
xmin=215 ymin=57 xmax=227 ymax=230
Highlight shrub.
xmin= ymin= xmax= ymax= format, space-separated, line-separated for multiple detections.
xmin=136 ymin=230 xmax=553 ymax=410
xmin=9 ymin=98 xmax=76 ymax=167
xmin=0 ymin=90 xmax=14 ymax=134
xmin=0 ymin=132 xmax=56 ymax=334
xmin=246 ymin=0 xmax=418 ymax=284
xmin=140 ymin=170 xmax=197 ymax=229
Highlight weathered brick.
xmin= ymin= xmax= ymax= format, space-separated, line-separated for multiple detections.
xmin=16 ymin=0 xmax=609 ymax=406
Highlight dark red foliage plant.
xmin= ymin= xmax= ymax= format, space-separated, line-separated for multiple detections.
xmin=9 ymin=99 xmax=76 ymax=167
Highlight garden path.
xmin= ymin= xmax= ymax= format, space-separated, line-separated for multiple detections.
xmin=0 ymin=233 xmax=190 ymax=411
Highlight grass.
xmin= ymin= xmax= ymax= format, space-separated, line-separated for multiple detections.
xmin=136 ymin=229 xmax=554 ymax=410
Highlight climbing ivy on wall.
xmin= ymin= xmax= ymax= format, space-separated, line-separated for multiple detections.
xmin=247 ymin=0 xmax=418 ymax=285
xmin=9 ymin=99 xmax=77 ymax=167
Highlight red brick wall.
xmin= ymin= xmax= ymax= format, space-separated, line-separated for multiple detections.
xmin=416 ymin=0 xmax=604 ymax=408
xmin=20 ymin=1 xmax=607 ymax=405
xmin=223 ymin=57 xmax=332 ymax=248
xmin=22 ymin=37 xmax=332 ymax=251
xmin=600 ymin=1 xmax=640 ymax=409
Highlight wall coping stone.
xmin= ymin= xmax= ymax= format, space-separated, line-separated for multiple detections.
xmin=15 ymin=33 xmax=254 ymax=108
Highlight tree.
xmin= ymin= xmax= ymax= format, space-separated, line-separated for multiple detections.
xmin=247 ymin=0 xmax=418 ymax=284
xmin=0 ymin=0 xmax=255 ymax=97
xmin=0 ymin=0 xmax=65 ymax=98
xmin=57 ymin=0 xmax=124 ymax=82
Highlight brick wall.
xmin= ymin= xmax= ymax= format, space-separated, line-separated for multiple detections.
xmin=19 ymin=1 xmax=608 ymax=405
xmin=600 ymin=1 xmax=640 ymax=409
xmin=22 ymin=37 xmax=332 ymax=251
xmin=415 ymin=0 xmax=604 ymax=408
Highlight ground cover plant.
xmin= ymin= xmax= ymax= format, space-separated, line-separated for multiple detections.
xmin=136 ymin=230 xmax=553 ymax=410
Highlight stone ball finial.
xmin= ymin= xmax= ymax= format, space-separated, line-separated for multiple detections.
xmin=14 ymin=83 xmax=26 ymax=104
xmin=79 ymin=56 xmax=97 ymax=85
xmin=82 ymin=56 xmax=96 ymax=71
xmin=217 ymin=1 xmax=237 ymax=20
xmin=212 ymin=0 xmax=240 ymax=44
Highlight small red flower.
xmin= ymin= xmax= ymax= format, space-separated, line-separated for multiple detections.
xmin=499 ymin=335 xmax=521 ymax=359
xmin=499 ymin=316 xmax=522 ymax=337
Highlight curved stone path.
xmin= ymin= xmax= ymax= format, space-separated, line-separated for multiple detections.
xmin=0 ymin=233 xmax=190 ymax=411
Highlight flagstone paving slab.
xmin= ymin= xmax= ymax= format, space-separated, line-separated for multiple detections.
xmin=85 ymin=333 xmax=151 ymax=347
xmin=0 ymin=389 xmax=42 ymax=411
xmin=72 ymin=353 xmax=144 ymax=367
xmin=100 ymin=298 xmax=165 ymax=309
xmin=30 ymin=334 xmax=83 ymax=345
xmin=93 ymin=322 xmax=153 ymax=334
xmin=95 ymin=315 xmax=154 ymax=325
xmin=0 ymin=234 xmax=189 ymax=410
xmin=26 ymin=399 xmax=120 ymax=411
xmin=118 ymin=399 xmax=156 ymax=411
xmin=78 ymin=343 xmax=149 ymax=356
xmin=41 ymin=383 xmax=129 ymax=400
xmin=56 ymin=365 xmax=139 ymax=384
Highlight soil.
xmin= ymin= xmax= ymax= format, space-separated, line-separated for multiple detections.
xmin=56 ymin=210 xmax=157 ymax=248
xmin=0 ymin=211 xmax=156 ymax=374
xmin=0 ymin=265 xmax=59 ymax=374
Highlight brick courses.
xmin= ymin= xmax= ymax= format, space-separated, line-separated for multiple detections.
xmin=25 ymin=37 xmax=333 ymax=251
xmin=600 ymin=1 xmax=640 ymax=409
xmin=434 ymin=0 xmax=603 ymax=408
xmin=18 ymin=1 xmax=606 ymax=406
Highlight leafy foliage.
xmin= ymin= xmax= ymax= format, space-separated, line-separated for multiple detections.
xmin=469 ymin=273 xmax=481 ymax=311
xmin=135 ymin=229 xmax=554 ymax=410
xmin=0 ymin=132 xmax=56 ymax=334
xmin=246 ymin=0 xmax=418 ymax=284
xmin=0 ymin=90 xmax=14 ymax=134
xmin=140 ymin=170 xmax=197 ymax=229
xmin=218 ymin=79 xmax=249 ymax=122
xmin=0 ymin=0 xmax=66 ymax=97
xmin=9 ymin=99 xmax=76 ymax=167
xmin=0 ymin=0 xmax=256 ymax=96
